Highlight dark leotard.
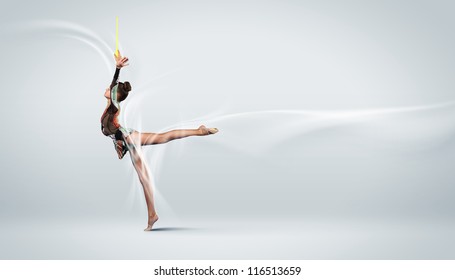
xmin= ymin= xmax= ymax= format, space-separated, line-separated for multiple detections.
xmin=101 ymin=67 xmax=135 ymax=158
xmin=100 ymin=68 xmax=122 ymax=138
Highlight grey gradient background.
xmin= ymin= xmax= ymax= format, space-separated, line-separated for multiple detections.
xmin=1 ymin=0 xmax=455 ymax=259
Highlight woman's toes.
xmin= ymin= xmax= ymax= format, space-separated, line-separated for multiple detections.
xmin=208 ymin=128 xmax=219 ymax=134
xmin=198 ymin=125 xmax=218 ymax=135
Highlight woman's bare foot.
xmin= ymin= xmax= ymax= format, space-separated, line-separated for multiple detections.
xmin=144 ymin=214 xmax=159 ymax=231
xmin=198 ymin=125 xmax=219 ymax=135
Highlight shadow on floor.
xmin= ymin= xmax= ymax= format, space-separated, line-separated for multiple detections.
xmin=151 ymin=227 xmax=205 ymax=232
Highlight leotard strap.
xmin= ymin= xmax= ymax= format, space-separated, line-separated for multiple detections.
xmin=110 ymin=84 xmax=120 ymax=109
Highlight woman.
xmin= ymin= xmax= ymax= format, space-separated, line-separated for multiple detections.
xmin=101 ymin=51 xmax=219 ymax=231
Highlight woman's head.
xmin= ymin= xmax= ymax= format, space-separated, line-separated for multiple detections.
xmin=116 ymin=81 xmax=132 ymax=102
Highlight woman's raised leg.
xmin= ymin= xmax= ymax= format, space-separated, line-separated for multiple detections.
xmin=133 ymin=125 xmax=218 ymax=146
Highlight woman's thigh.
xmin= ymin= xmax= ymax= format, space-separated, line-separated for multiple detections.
xmin=123 ymin=131 xmax=141 ymax=148
xmin=127 ymin=131 xmax=163 ymax=146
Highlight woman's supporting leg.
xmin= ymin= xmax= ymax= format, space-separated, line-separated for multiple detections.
xmin=124 ymin=135 xmax=159 ymax=231
xmin=133 ymin=125 xmax=218 ymax=146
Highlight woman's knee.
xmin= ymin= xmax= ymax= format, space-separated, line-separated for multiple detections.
xmin=155 ymin=134 xmax=168 ymax=144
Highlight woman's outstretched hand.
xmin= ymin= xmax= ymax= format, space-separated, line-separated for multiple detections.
xmin=114 ymin=51 xmax=129 ymax=68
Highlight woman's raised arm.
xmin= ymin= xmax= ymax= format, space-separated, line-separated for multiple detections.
xmin=110 ymin=51 xmax=130 ymax=89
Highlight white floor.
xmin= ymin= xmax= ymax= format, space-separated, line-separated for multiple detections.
xmin=1 ymin=217 xmax=454 ymax=259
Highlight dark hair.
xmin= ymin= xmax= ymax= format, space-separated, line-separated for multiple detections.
xmin=117 ymin=81 xmax=132 ymax=102
xmin=106 ymin=81 xmax=132 ymax=115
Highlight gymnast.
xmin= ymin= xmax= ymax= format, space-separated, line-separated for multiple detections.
xmin=100 ymin=51 xmax=218 ymax=231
